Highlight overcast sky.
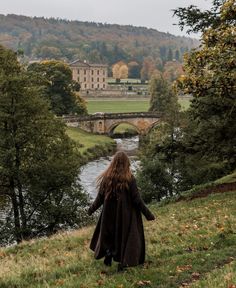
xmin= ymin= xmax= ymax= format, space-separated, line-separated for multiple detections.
xmin=1 ymin=0 xmax=212 ymax=36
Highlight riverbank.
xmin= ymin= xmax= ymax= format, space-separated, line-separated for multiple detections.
xmin=0 ymin=176 xmax=235 ymax=287
xmin=66 ymin=127 xmax=116 ymax=165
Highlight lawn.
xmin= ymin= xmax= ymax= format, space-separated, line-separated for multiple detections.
xmin=0 ymin=184 xmax=235 ymax=287
xmin=86 ymin=99 xmax=150 ymax=114
xmin=86 ymin=98 xmax=190 ymax=114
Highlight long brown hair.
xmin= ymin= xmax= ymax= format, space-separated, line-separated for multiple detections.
xmin=97 ymin=151 xmax=133 ymax=199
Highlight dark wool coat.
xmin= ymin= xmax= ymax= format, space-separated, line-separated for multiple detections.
xmin=88 ymin=177 xmax=155 ymax=267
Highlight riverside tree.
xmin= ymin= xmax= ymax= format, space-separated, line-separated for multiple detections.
xmin=138 ymin=75 xmax=183 ymax=202
xmin=28 ymin=60 xmax=87 ymax=116
xmin=175 ymin=0 xmax=236 ymax=172
xmin=0 ymin=45 xmax=90 ymax=245
xmin=137 ymin=0 xmax=236 ymax=203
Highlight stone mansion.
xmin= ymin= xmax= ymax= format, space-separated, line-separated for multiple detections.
xmin=70 ymin=60 xmax=108 ymax=91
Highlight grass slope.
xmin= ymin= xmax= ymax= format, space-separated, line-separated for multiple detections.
xmin=66 ymin=127 xmax=116 ymax=163
xmin=0 ymin=189 xmax=235 ymax=287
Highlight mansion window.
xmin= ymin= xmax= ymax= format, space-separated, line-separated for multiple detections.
xmin=84 ymin=77 xmax=86 ymax=82
xmin=97 ymin=70 xmax=99 ymax=75
xmin=77 ymin=69 xmax=80 ymax=73
xmin=84 ymin=69 xmax=86 ymax=74
xmin=97 ymin=77 xmax=99 ymax=82
xmin=103 ymin=78 xmax=105 ymax=82
xmin=92 ymin=77 xmax=94 ymax=82
xmin=103 ymin=84 xmax=105 ymax=88
xmin=92 ymin=70 xmax=94 ymax=75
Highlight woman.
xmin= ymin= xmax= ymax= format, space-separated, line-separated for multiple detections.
xmin=88 ymin=151 xmax=155 ymax=271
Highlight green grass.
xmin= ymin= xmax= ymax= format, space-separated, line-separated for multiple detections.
xmin=66 ymin=127 xmax=116 ymax=162
xmin=215 ymin=170 xmax=236 ymax=185
xmin=86 ymin=100 xmax=149 ymax=114
xmin=86 ymin=98 xmax=190 ymax=114
xmin=179 ymin=98 xmax=191 ymax=110
xmin=0 ymin=189 xmax=235 ymax=287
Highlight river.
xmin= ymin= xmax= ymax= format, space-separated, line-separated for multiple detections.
xmin=80 ymin=136 xmax=140 ymax=199
xmin=0 ymin=136 xmax=140 ymax=222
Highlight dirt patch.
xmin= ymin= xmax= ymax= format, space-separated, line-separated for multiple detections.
xmin=189 ymin=182 xmax=236 ymax=200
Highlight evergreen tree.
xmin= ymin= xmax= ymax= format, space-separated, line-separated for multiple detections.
xmin=0 ymin=45 xmax=90 ymax=245
xmin=149 ymin=74 xmax=178 ymax=113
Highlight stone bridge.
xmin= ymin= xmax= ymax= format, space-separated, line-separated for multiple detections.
xmin=63 ymin=112 xmax=163 ymax=135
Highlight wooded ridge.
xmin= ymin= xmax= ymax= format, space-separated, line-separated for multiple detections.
xmin=0 ymin=14 xmax=199 ymax=65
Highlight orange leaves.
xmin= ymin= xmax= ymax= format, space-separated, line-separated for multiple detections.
xmin=0 ymin=251 xmax=7 ymax=258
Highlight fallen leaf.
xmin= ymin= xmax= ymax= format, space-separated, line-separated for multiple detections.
xmin=176 ymin=265 xmax=192 ymax=273
xmin=191 ymin=272 xmax=200 ymax=280
xmin=97 ymin=279 xmax=104 ymax=286
xmin=136 ymin=280 xmax=152 ymax=286
xmin=180 ymin=282 xmax=190 ymax=287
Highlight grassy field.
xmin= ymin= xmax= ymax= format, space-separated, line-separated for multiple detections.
xmin=86 ymin=98 xmax=190 ymax=114
xmin=86 ymin=99 xmax=150 ymax=114
xmin=0 ymin=176 xmax=235 ymax=287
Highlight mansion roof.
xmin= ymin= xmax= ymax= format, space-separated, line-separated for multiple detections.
xmin=69 ymin=59 xmax=108 ymax=68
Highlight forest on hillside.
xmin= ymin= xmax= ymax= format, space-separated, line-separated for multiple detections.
xmin=0 ymin=14 xmax=198 ymax=71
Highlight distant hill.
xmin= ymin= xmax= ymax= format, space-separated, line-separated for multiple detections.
xmin=0 ymin=14 xmax=199 ymax=68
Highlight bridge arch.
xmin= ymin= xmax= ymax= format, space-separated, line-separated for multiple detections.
xmin=107 ymin=121 xmax=141 ymax=136
xmin=145 ymin=120 xmax=163 ymax=134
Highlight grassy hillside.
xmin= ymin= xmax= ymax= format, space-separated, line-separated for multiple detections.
xmin=66 ymin=127 xmax=116 ymax=162
xmin=0 ymin=182 xmax=235 ymax=287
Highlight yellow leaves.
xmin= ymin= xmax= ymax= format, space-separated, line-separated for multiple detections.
xmin=136 ymin=280 xmax=152 ymax=286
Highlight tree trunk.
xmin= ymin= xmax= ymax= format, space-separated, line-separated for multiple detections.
xmin=10 ymin=179 xmax=22 ymax=243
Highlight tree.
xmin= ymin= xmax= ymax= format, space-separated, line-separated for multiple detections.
xmin=173 ymin=0 xmax=233 ymax=34
xmin=119 ymin=64 xmax=128 ymax=79
xmin=167 ymin=48 xmax=173 ymax=61
xmin=149 ymin=74 xmax=178 ymax=113
xmin=138 ymin=0 xmax=236 ymax=203
xmin=137 ymin=74 xmax=183 ymax=202
xmin=28 ymin=60 xmax=87 ymax=116
xmin=128 ymin=61 xmax=140 ymax=78
xmin=112 ymin=61 xmax=128 ymax=80
xmin=176 ymin=0 xmax=236 ymax=170
xmin=0 ymin=45 xmax=90 ymax=245
xmin=140 ymin=57 xmax=156 ymax=81
xmin=163 ymin=61 xmax=184 ymax=82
